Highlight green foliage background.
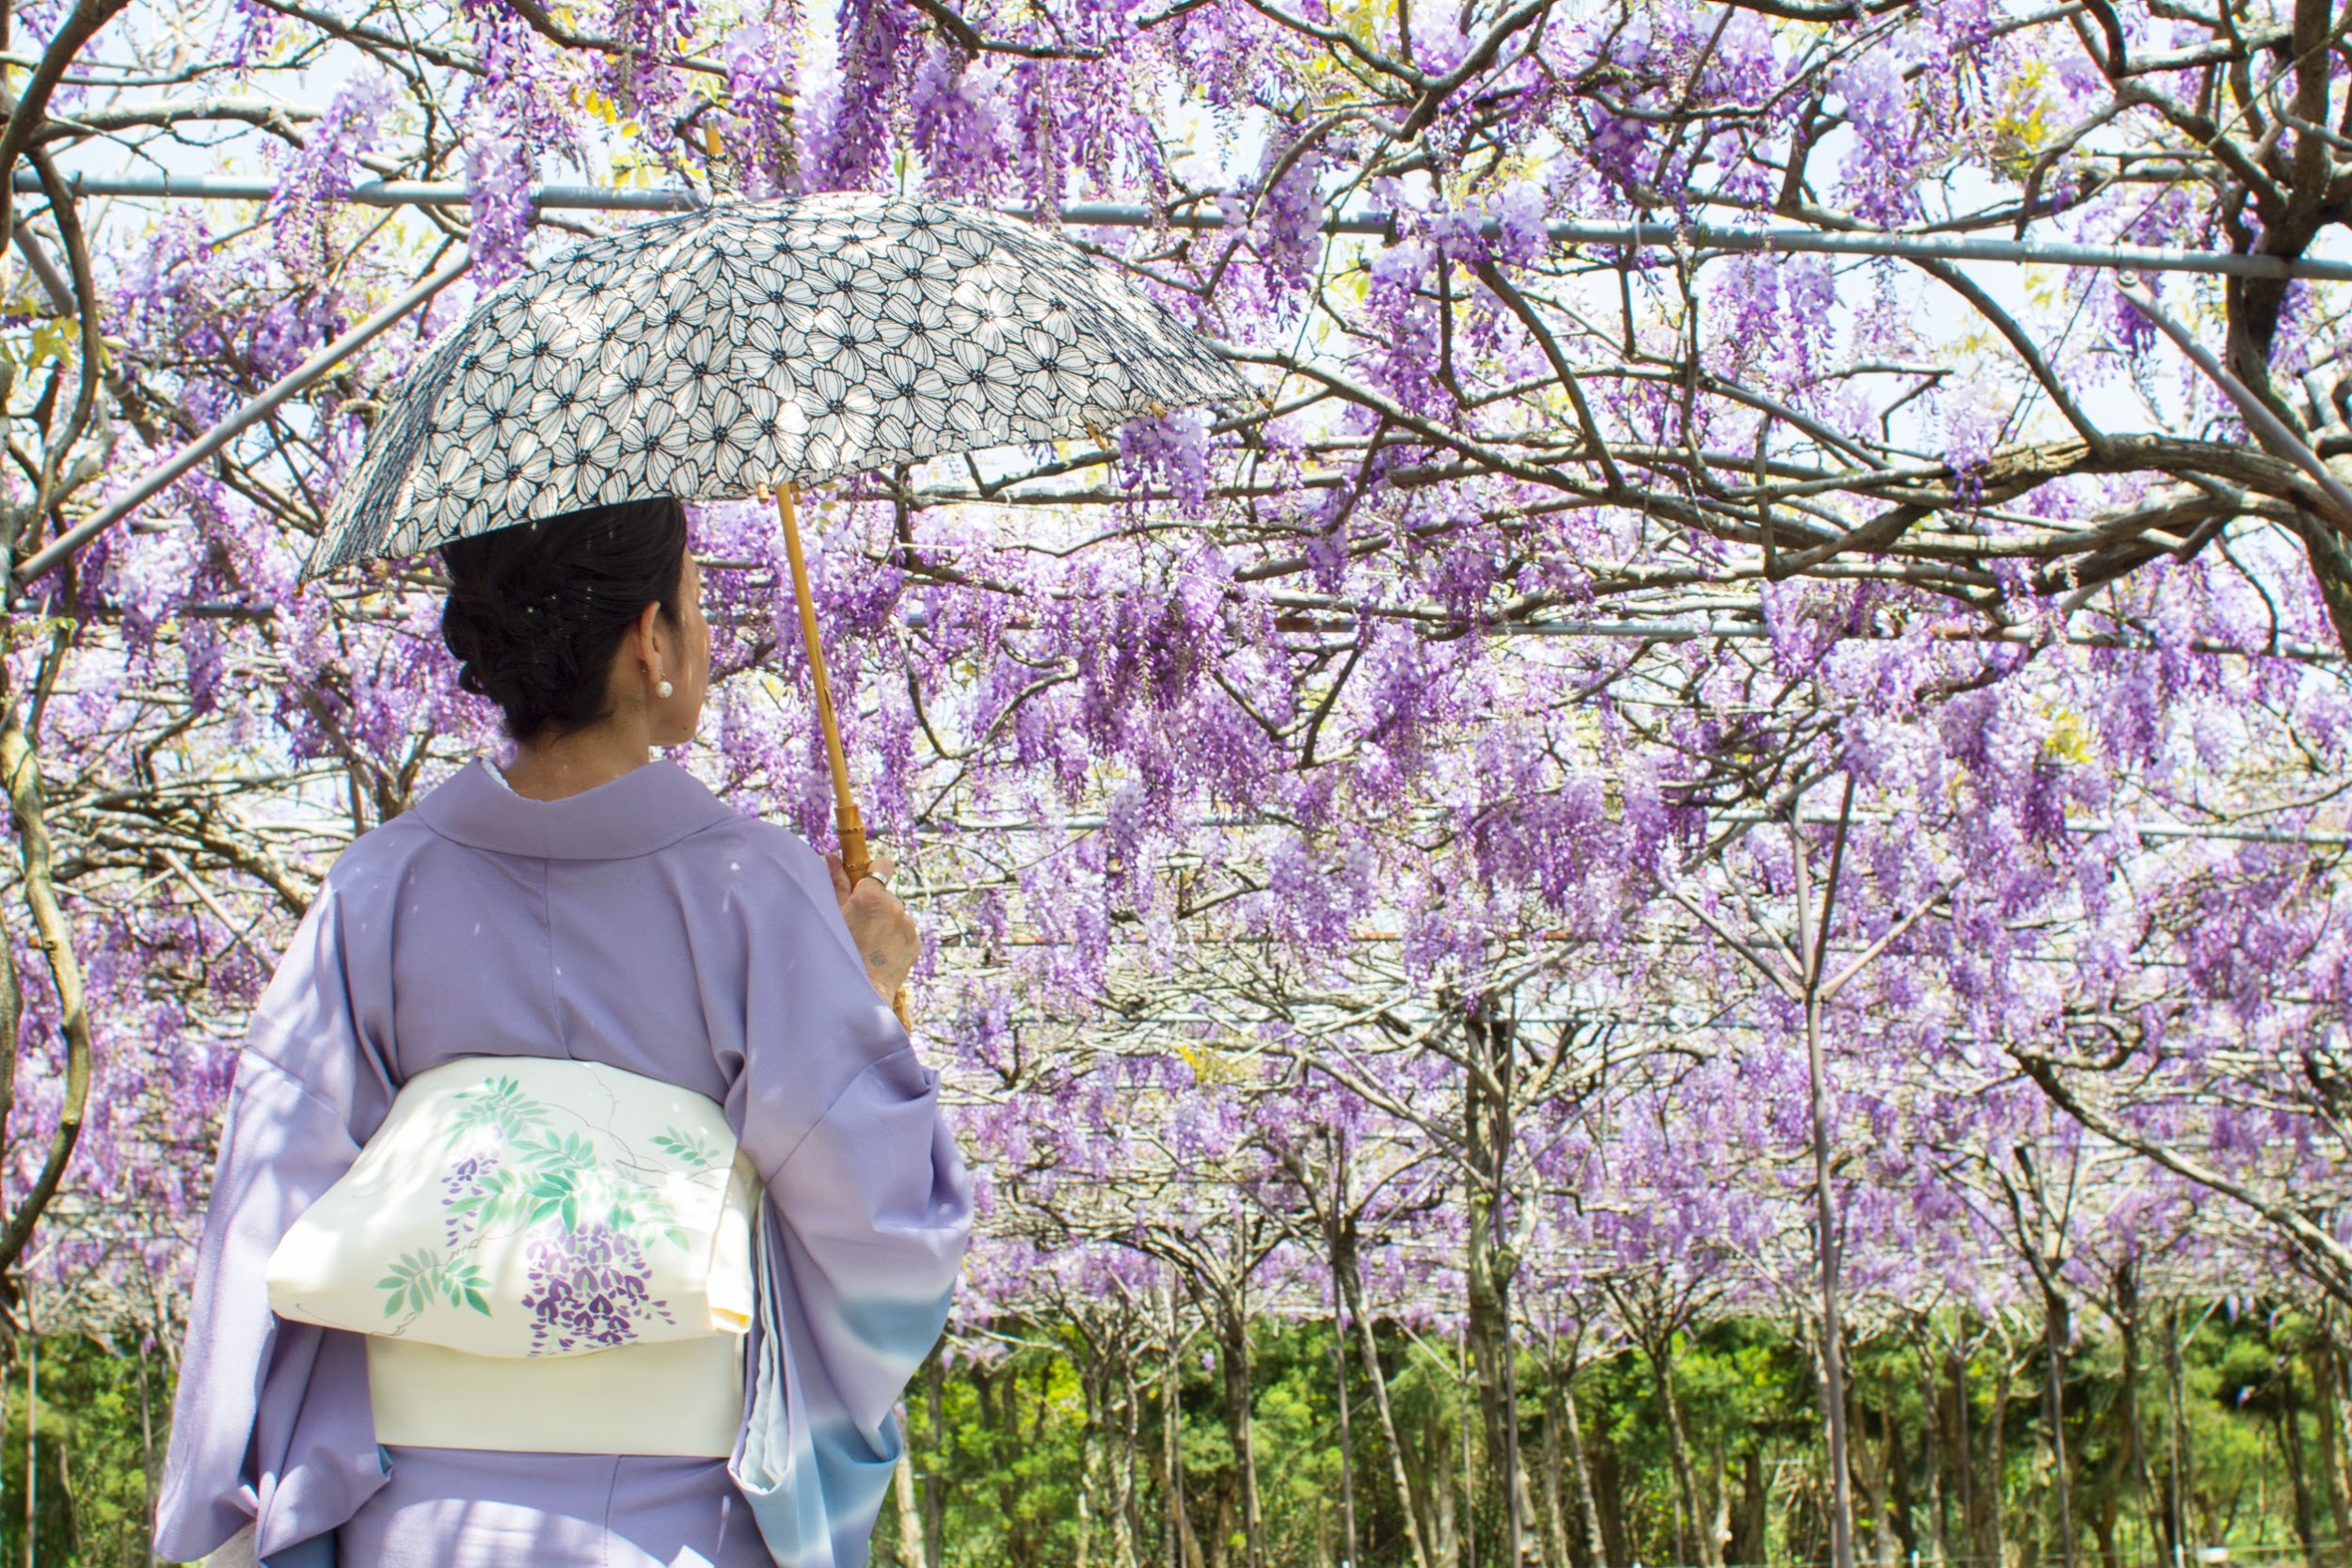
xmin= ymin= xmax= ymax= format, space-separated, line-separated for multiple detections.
xmin=0 ymin=1335 xmax=167 ymax=1568
xmin=862 ymin=1306 xmax=2337 ymax=1568
xmin=0 ymin=1307 xmax=2334 ymax=1567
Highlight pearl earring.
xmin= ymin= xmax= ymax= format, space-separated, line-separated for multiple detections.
xmin=656 ymin=678 xmax=675 ymax=700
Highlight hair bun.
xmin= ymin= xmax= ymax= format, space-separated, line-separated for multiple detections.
xmin=437 ymin=498 xmax=690 ymax=741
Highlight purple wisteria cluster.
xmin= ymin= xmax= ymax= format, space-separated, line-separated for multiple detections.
xmin=266 ymin=73 xmax=401 ymax=282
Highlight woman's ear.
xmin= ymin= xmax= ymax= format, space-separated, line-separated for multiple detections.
xmin=634 ymin=596 xmax=667 ymax=675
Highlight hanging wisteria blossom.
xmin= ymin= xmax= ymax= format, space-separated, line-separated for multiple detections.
xmin=305 ymin=190 xmax=1251 ymax=578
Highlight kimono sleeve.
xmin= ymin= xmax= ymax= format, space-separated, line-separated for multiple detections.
xmin=153 ymin=888 xmax=392 ymax=1565
xmin=725 ymin=849 xmax=973 ymax=1568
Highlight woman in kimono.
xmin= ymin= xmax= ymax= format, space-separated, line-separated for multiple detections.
xmin=152 ymin=496 xmax=973 ymax=1568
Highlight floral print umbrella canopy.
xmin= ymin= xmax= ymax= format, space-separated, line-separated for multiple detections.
xmin=302 ymin=190 xmax=1249 ymax=578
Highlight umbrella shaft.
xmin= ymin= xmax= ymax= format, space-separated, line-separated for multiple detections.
xmin=771 ymin=484 xmax=910 ymax=1025
xmin=772 ymin=483 xmax=871 ymax=879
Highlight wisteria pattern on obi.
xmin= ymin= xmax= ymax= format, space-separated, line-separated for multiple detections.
xmin=263 ymin=1054 xmax=752 ymax=1360
xmin=430 ymin=1074 xmax=691 ymax=1354
xmin=307 ymin=190 xmax=1252 ymax=578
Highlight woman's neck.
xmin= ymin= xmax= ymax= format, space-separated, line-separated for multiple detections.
xmin=499 ymin=724 xmax=654 ymax=801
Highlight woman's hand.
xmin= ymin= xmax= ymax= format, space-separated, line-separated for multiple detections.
xmin=825 ymin=850 xmax=921 ymax=1002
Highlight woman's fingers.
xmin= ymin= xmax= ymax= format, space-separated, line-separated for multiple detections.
xmin=827 ymin=848 xmax=917 ymax=997
xmin=839 ymin=880 xmax=920 ymax=999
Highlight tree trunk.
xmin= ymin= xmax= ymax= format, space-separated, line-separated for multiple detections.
xmin=1882 ymin=1370 xmax=1917 ymax=1568
xmin=1947 ymin=1348 xmax=1974 ymax=1568
xmin=2088 ymin=1504 xmax=2120 ymax=1568
xmin=1979 ymin=1338 xmax=2012 ymax=1568
xmin=1077 ymin=1360 xmax=1103 ymax=1568
xmin=1459 ymin=1337 xmax=1477 ymax=1568
xmin=2307 ymin=1332 xmax=2352 ymax=1567
xmin=1118 ymin=1355 xmax=1145 ymax=1568
xmin=2280 ymin=1357 xmax=2321 ymax=1568
xmin=2043 ymin=1286 xmax=2076 ymax=1568
xmin=1166 ymin=1294 xmax=1207 ymax=1568
xmin=137 ymin=1340 xmax=158 ymax=1568
xmin=2110 ymin=1274 xmax=2157 ymax=1568
xmin=894 ymin=1408 xmax=928 ymax=1568
xmin=1001 ymin=1357 xmax=1043 ymax=1568
xmin=1646 ymin=1331 xmax=1704 ymax=1568
xmin=1335 ymin=1222 xmax=1435 ymax=1568
xmin=1563 ymin=1369 xmax=1613 ymax=1568
xmin=925 ymin=1354 xmax=946 ymax=1568
xmin=1730 ymin=1449 xmax=1768 ymax=1568
xmin=1914 ymin=1344 xmax=1947 ymax=1568
xmin=1792 ymin=1464 xmax=1827 ymax=1568
xmin=1540 ymin=1373 xmax=1569 ymax=1568
xmin=1593 ymin=1443 xmax=1629 ymax=1568
xmin=1708 ymin=1443 xmax=1734 ymax=1568
xmin=1434 ymin=1392 xmax=1462 ymax=1568
xmin=1463 ymin=1009 xmax=1527 ymax=1568
xmin=1335 ymin=1317 xmax=1359 ymax=1568
xmin=23 ymin=1335 xmax=37 ymax=1568
xmin=2163 ymin=1306 xmax=2193 ymax=1568
xmin=1218 ymin=1300 xmax=1263 ymax=1568
xmin=1860 ymin=1386 xmax=1896 ymax=1568
xmin=1800 ymin=979 xmax=1856 ymax=1568
xmin=0 ymin=697 xmax=97 ymax=1285
xmin=25 ymin=1337 xmax=38 ymax=1568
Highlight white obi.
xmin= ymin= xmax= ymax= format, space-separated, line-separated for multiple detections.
xmin=265 ymin=1055 xmax=757 ymax=1457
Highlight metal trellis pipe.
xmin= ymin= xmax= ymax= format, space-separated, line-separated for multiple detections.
xmin=926 ymin=810 xmax=2352 ymax=847
xmin=15 ymin=167 xmax=2352 ymax=282
xmin=1249 ymin=614 xmax=2346 ymax=662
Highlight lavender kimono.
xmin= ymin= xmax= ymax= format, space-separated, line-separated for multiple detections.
xmin=154 ymin=759 xmax=973 ymax=1568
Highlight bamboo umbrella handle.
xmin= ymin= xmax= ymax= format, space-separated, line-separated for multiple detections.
xmin=769 ymin=483 xmax=914 ymax=1030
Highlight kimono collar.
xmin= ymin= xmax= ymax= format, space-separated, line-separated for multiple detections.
xmin=413 ymin=758 xmax=738 ymax=861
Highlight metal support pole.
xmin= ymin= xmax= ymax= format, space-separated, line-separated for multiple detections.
xmin=15 ymin=168 xmax=2352 ymax=282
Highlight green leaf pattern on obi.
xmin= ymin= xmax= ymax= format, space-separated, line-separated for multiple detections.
xmin=651 ymin=1127 xmax=723 ymax=1169
xmin=376 ymin=1072 xmax=709 ymax=1350
xmin=377 ymin=1251 xmax=494 ymax=1318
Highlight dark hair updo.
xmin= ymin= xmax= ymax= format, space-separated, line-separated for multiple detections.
xmin=439 ymin=496 xmax=690 ymax=741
